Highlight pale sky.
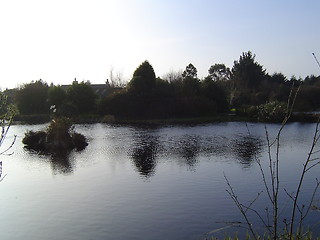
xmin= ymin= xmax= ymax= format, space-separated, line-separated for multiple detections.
xmin=0 ymin=0 xmax=320 ymax=89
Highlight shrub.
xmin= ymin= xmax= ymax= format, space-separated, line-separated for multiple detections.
xmin=256 ymin=101 xmax=287 ymax=122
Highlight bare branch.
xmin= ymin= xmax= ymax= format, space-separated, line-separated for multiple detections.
xmin=301 ymin=179 xmax=320 ymax=221
xmin=0 ymin=135 xmax=16 ymax=155
xmin=289 ymin=120 xmax=320 ymax=237
xmin=224 ymin=173 xmax=259 ymax=240
xmin=306 ymin=161 xmax=320 ymax=172
xmin=244 ymin=191 xmax=263 ymax=214
xmin=241 ymin=204 xmax=273 ymax=234
xmin=257 ymin=159 xmax=273 ymax=203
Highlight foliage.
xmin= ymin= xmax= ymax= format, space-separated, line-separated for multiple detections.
xmin=6 ymin=52 xmax=320 ymax=122
xmin=182 ymin=75 xmax=200 ymax=97
xmin=15 ymin=79 xmax=49 ymax=114
xmin=67 ymin=80 xmax=97 ymax=114
xmin=232 ymin=51 xmax=266 ymax=91
xmin=230 ymin=51 xmax=267 ymax=107
xmin=208 ymin=63 xmax=231 ymax=82
xmin=23 ymin=130 xmax=47 ymax=150
xmin=128 ymin=60 xmax=156 ymax=96
xmin=98 ymin=90 xmax=135 ymax=118
xmin=201 ymin=77 xmax=229 ymax=112
xmin=182 ymin=63 xmax=198 ymax=79
xmin=46 ymin=117 xmax=73 ymax=148
xmin=256 ymin=101 xmax=287 ymax=122
xmin=294 ymin=85 xmax=320 ymax=111
xmin=100 ymin=61 xmax=228 ymax=119
xmin=270 ymin=72 xmax=287 ymax=84
xmin=48 ymin=85 xmax=67 ymax=109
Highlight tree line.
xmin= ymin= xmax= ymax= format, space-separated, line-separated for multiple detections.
xmin=3 ymin=51 xmax=320 ymax=122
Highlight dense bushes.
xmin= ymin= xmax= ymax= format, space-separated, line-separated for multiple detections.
xmin=98 ymin=61 xmax=230 ymax=119
xmin=15 ymin=80 xmax=49 ymax=115
xmin=15 ymin=80 xmax=97 ymax=119
xmin=6 ymin=52 xmax=320 ymax=122
xmin=240 ymin=101 xmax=287 ymax=122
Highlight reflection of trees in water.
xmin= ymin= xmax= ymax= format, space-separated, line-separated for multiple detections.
xmin=177 ymin=135 xmax=200 ymax=168
xmin=130 ymin=134 xmax=159 ymax=178
xmin=231 ymin=136 xmax=263 ymax=166
xmin=165 ymin=134 xmax=263 ymax=168
xmin=50 ymin=152 xmax=75 ymax=175
xmin=24 ymin=148 xmax=75 ymax=175
xmin=127 ymin=128 xmax=264 ymax=178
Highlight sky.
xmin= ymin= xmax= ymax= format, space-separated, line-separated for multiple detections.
xmin=0 ymin=0 xmax=320 ymax=89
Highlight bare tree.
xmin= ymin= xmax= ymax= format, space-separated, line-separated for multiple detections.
xmin=162 ymin=70 xmax=183 ymax=83
xmin=0 ymin=93 xmax=16 ymax=181
xmin=108 ymin=66 xmax=126 ymax=88
xmin=224 ymin=83 xmax=320 ymax=239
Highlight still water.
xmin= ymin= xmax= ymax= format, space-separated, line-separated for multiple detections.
xmin=0 ymin=122 xmax=319 ymax=239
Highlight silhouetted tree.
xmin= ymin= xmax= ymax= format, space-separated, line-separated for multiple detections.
xmin=182 ymin=76 xmax=200 ymax=97
xmin=15 ymin=80 xmax=49 ymax=114
xmin=292 ymin=75 xmax=320 ymax=110
xmin=231 ymin=51 xmax=267 ymax=106
xmin=208 ymin=63 xmax=231 ymax=82
xmin=128 ymin=60 xmax=156 ymax=97
xmin=201 ymin=77 xmax=229 ymax=112
xmin=270 ymin=72 xmax=287 ymax=84
xmin=304 ymin=75 xmax=320 ymax=86
xmin=295 ymin=85 xmax=320 ymax=111
xmin=181 ymin=63 xmax=200 ymax=96
xmin=287 ymin=75 xmax=303 ymax=86
xmin=98 ymin=89 xmax=134 ymax=118
xmin=48 ymin=85 xmax=66 ymax=109
xmin=2 ymin=89 xmax=17 ymax=106
xmin=182 ymin=63 xmax=197 ymax=79
xmin=67 ymin=80 xmax=97 ymax=114
xmin=232 ymin=51 xmax=266 ymax=91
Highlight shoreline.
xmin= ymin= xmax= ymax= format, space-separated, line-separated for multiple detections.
xmin=12 ymin=113 xmax=319 ymax=125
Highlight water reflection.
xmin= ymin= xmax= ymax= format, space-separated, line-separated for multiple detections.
xmin=160 ymin=132 xmax=263 ymax=170
xmin=177 ymin=135 xmax=200 ymax=168
xmin=231 ymin=135 xmax=263 ymax=166
xmin=127 ymin=127 xmax=264 ymax=177
xmin=6 ymin=123 xmax=319 ymax=240
xmin=129 ymin=132 xmax=159 ymax=178
xmin=24 ymin=148 xmax=75 ymax=175
xmin=49 ymin=152 xmax=75 ymax=175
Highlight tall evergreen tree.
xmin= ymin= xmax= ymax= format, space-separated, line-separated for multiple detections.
xmin=128 ymin=60 xmax=156 ymax=97
xmin=231 ymin=51 xmax=266 ymax=91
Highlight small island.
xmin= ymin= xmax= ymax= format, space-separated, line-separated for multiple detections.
xmin=22 ymin=117 xmax=88 ymax=153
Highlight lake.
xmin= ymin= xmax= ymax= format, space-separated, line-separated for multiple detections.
xmin=0 ymin=122 xmax=319 ymax=239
